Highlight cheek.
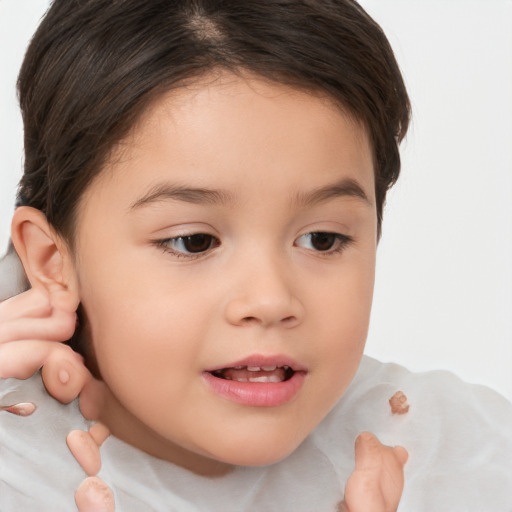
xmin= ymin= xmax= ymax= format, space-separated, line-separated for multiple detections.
xmin=306 ymin=254 xmax=375 ymax=400
xmin=84 ymin=286 xmax=200 ymax=366
xmin=80 ymin=284 xmax=207 ymax=433
xmin=76 ymin=253 xmax=207 ymax=381
xmin=311 ymin=251 xmax=375 ymax=338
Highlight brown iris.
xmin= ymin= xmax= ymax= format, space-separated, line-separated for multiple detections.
xmin=181 ymin=234 xmax=215 ymax=253
xmin=309 ymin=232 xmax=337 ymax=251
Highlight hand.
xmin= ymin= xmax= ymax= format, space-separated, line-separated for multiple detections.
xmin=0 ymin=288 xmax=115 ymax=511
xmin=0 ymin=287 xmax=89 ymax=403
xmin=338 ymin=432 xmax=408 ymax=512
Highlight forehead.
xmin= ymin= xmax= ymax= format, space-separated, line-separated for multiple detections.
xmin=141 ymin=72 xmax=370 ymax=156
xmin=84 ymin=72 xmax=375 ymax=210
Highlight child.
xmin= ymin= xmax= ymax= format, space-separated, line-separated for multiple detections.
xmin=1 ymin=1 xmax=511 ymax=511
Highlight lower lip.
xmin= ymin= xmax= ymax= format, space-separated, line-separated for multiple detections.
xmin=202 ymin=371 xmax=306 ymax=407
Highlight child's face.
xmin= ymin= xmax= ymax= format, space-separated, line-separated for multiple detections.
xmin=72 ymin=72 xmax=377 ymax=475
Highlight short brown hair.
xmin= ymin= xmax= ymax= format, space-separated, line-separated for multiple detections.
xmin=17 ymin=0 xmax=410 ymax=240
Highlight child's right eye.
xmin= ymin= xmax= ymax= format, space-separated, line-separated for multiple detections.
xmin=155 ymin=234 xmax=220 ymax=258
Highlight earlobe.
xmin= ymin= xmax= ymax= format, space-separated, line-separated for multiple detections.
xmin=11 ymin=207 xmax=79 ymax=310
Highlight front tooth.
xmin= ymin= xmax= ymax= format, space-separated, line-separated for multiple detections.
xmin=233 ymin=377 xmax=248 ymax=382
xmin=247 ymin=366 xmax=261 ymax=371
xmin=248 ymin=375 xmax=282 ymax=383
xmin=262 ymin=366 xmax=276 ymax=371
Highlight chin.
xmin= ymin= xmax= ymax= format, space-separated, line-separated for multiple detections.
xmin=207 ymin=430 xmax=305 ymax=468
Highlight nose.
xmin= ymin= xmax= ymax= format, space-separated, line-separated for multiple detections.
xmin=223 ymin=253 xmax=305 ymax=329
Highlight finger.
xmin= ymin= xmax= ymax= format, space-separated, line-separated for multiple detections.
xmin=0 ymin=339 xmax=83 ymax=383
xmin=67 ymin=423 xmax=111 ymax=477
xmin=0 ymin=340 xmax=56 ymax=379
xmin=0 ymin=287 xmax=78 ymax=344
xmin=0 ymin=288 xmax=51 ymax=320
xmin=0 ymin=310 xmax=76 ymax=344
xmin=343 ymin=433 xmax=407 ymax=512
xmin=75 ymin=477 xmax=115 ymax=512
xmin=392 ymin=445 xmax=408 ymax=466
xmin=41 ymin=347 xmax=90 ymax=403
xmin=346 ymin=433 xmax=389 ymax=510
xmin=354 ymin=432 xmax=384 ymax=471
xmin=89 ymin=423 xmax=111 ymax=447
xmin=354 ymin=433 xmax=408 ymax=487
xmin=354 ymin=433 xmax=408 ymax=471
xmin=67 ymin=430 xmax=102 ymax=477
xmin=0 ymin=340 xmax=89 ymax=403
xmin=47 ymin=287 xmax=79 ymax=314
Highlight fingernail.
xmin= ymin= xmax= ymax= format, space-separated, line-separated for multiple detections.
xmin=1 ymin=402 xmax=37 ymax=416
xmin=59 ymin=369 xmax=71 ymax=384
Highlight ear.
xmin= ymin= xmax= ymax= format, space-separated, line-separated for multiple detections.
xmin=11 ymin=206 xmax=79 ymax=312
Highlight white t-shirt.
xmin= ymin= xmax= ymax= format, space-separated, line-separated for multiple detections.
xmin=1 ymin=355 xmax=511 ymax=511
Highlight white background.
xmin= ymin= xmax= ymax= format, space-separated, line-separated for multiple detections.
xmin=1 ymin=1 xmax=511 ymax=401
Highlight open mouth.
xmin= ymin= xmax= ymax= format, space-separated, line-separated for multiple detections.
xmin=209 ymin=365 xmax=295 ymax=383
xmin=203 ymin=359 xmax=306 ymax=406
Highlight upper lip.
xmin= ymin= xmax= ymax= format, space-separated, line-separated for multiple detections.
xmin=204 ymin=354 xmax=307 ymax=373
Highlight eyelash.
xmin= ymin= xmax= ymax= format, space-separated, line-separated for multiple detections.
xmin=153 ymin=232 xmax=353 ymax=259
xmin=154 ymin=234 xmax=220 ymax=259
xmin=294 ymin=232 xmax=354 ymax=256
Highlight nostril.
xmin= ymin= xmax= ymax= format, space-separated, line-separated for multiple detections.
xmin=239 ymin=314 xmax=298 ymax=327
xmin=241 ymin=316 xmax=259 ymax=325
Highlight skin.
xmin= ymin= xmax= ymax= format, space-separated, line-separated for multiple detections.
xmin=1 ymin=73 xmax=407 ymax=510
xmin=71 ymin=73 xmax=377 ymax=474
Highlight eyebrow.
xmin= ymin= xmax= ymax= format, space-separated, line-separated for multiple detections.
xmin=129 ymin=183 xmax=233 ymax=210
xmin=293 ymin=178 xmax=372 ymax=208
xmin=129 ymin=177 xmax=372 ymax=211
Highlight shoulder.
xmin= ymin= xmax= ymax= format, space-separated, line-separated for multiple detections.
xmin=332 ymin=355 xmax=512 ymax=437
xmin=0 ymin=244 xmax=29 ymax=301
xmin=0 ymin=373 xmax=89 ymax=510
xmin=314 ymin=356 xmax=512 ymax=511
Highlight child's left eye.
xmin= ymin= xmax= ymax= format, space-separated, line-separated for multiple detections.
xmin=155 ymin=234 xmax=220 ymax=257
xmin=295 ymin=232 xmax=353 ymax=254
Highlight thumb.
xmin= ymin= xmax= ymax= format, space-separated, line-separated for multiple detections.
xmin=341 ymin=432 xmax=407 ymax=512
